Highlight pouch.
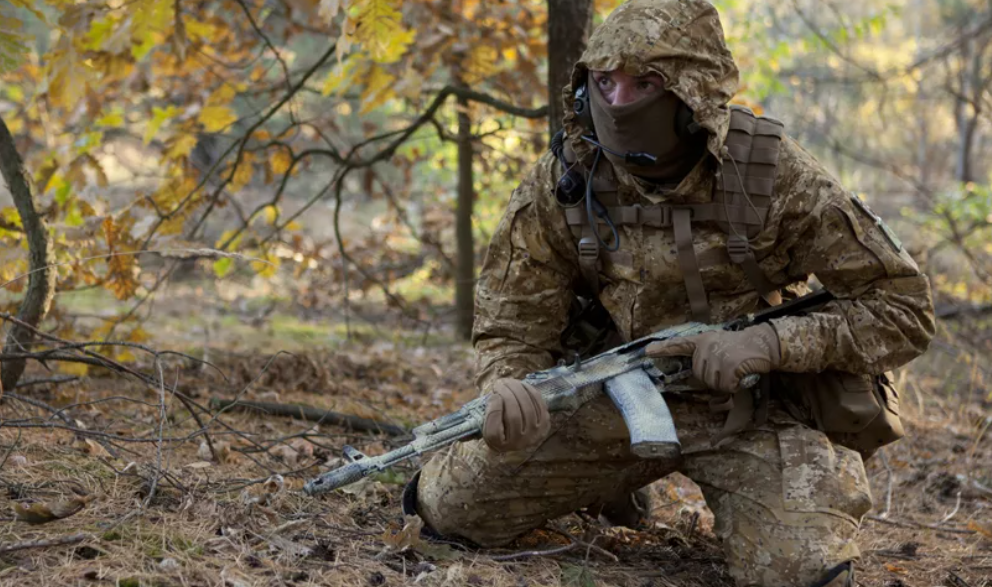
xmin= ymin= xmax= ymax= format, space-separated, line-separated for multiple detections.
xmin=776 ymin=371 xmax=904 ymax=459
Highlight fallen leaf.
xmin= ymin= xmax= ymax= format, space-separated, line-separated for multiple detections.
xmin=73 ymin=438 xmax=111 ymax=458
xmin=14 ymin=494 xmax=97 ymax=524
xmin=967 ymin=520 xmax=992 ymax=540
xmin=381 ymin=516 xmax=458 ymax=561
xmin=198 ymin=440 xmax=231 ymax=463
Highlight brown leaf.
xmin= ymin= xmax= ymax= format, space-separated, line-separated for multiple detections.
xmin=14 ymin=494 xmax=96 ymax=525
xmin=73 ymin=438 xmax=111 ymax=458
xmin=967 ymin=520 xmax=992 ymax=540
xmin=198 ymin=440 xmax=231 ymax=463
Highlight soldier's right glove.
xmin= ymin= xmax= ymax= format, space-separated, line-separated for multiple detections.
xmin=482 ymin=378 xmax=550 ymax=453
xmin=645 ymin=323 xmax=782 ymax=394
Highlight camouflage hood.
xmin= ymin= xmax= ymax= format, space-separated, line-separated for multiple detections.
xmin=562 ymin=0 xmax=740 ymax=166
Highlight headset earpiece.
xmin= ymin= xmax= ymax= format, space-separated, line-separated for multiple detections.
xmin=573 ymin=84 xmax=595 ymax=134
xmin=675 ymin=101 xmax=701 ymax=137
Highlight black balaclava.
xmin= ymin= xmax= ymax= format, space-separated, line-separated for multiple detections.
xmin=587 ymin=71 xmax=704 ymax=181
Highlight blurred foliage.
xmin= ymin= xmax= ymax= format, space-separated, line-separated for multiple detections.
xmin=0 ymin=0 xmax=990 ymax=353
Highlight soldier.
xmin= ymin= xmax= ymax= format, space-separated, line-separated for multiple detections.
xmin=404 ymin=1 xmax=935 ymax=585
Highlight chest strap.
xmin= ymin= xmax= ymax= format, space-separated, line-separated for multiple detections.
xmin=564 ymin=202 xmax=767 ymax=229
xmin=673 ymin=208 xmax=710 ymax=322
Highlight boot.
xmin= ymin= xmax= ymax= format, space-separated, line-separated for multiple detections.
xmin=810 ymin=561 xmax=854 ymax=587
xmin=596 ymin=487 xmax=652 ymax=529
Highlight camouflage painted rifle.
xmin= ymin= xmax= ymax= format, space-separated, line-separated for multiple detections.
xmin=303 ymin=289 xmax=833 ymax=496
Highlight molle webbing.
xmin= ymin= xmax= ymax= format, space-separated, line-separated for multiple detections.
xmin=565 ymin=202 xmax=768 ymax=229
xmin=716 ymin=108 xmax=784 ymax=238
xmin=717 ymin=107 xmax=785 ymax=305
xmin=560 ymin=106 xmax=786 ymax=319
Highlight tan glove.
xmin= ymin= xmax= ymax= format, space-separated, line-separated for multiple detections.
xmin=482 ymin=378 xmax=550 ymax=453
xmin=645 ymin=323 xmax=782 ymax=393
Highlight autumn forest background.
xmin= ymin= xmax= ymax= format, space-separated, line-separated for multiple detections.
xmin=0 ymin=0 xmax=990 ymax=585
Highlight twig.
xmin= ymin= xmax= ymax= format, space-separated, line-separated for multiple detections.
xmin=490 ymin=542 xmax=578 ymax=561
xmin=142 ymin=358 xmax=168 ymax=508
xmin=878 ymin=447 xmax=894 ymax=518
xmin=0 ymin=533 xmax=89 ymax=554
xmin=12 ymin=376 xmax=78 ymax=389
xmin=3 ymin=393 xmax=121 ymax=459
xmin=939 ymin=491 xmax=963 ymax=525
xmin=865 ymin=515 xmax=976 ymax=534
xmin=208 ymin=398 xmax=407 ymax=436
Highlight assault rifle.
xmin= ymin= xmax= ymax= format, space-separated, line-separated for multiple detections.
xmin=303 ymin=289 xmax=834 ymax=496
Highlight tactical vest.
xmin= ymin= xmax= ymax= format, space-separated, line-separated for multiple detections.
xmin=560 ymin=106 xmax=786 ymax=323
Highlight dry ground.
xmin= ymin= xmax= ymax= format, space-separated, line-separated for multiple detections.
xmin=0 ymin=328 xmax=989 ymax=587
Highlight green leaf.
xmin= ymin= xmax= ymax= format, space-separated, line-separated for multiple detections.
xmin=145 ymin=105 xmax=180 ymax=145
xmin=96 ymin=109 xmax=125 ymax=128
xmin=55 ymin=181 xmax=73 ymax=206
xmin=212 ymin=257 xmax=234 ymax=278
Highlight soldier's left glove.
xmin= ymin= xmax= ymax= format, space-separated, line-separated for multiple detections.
xmin=482 ymin=378 xmax=550 ymax=453
xmin=645 ymin=323 xmax=781 ymax=394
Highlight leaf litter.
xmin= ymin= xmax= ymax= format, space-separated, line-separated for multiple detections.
xmin=0 ymin=341 xmax=988 ymax=587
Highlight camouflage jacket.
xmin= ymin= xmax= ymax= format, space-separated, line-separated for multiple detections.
xmin=472 ymin=0 xmax=935 ymax=394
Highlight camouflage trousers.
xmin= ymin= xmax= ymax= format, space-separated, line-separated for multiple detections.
xmin=415 ymin=392 xmax=872 ymax=587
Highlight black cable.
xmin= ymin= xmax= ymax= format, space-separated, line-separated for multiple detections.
xmin=585 ymin=148 xmax=620 ymax=252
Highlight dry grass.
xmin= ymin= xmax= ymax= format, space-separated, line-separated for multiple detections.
xmin=0 ymin=339 xmax=989 ymax=587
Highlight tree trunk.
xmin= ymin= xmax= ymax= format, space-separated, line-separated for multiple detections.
xmin=455 ymin=85 xmax=475 ymax=341
xmin=0 ymin=116 xmax=57 ymax=394
xmin=547 ymin=0 xmax=594 ymax=139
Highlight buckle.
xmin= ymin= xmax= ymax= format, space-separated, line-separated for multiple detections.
xmin=578 ymin=237 xmax=599 ymax=260
xmin=726 ymin=234 xmax=750 ymax=263
xmin=659 ymin=206 xmax=672 ymax=227
xmin=628 ymin=204 xmax=642 ymax=225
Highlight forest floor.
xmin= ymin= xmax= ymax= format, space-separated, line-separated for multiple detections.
xmin=0 ymin=293 xmax=990 ymax=587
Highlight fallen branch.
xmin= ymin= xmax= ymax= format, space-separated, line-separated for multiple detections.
xmin=208 ymin=398 xmax=407 ymax=437
xmin=866 ymin=515 xmax=976 ymax=534
xmin=490 ymin=542 xmax=579 ymax=561
xmin=0 ymin=532 xmax=89 ymax=554
xmin=13 ymin=376 xmax=78 ymax=389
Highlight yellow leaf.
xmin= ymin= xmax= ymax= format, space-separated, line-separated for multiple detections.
xmin=96 ymin=109 xmax=125 ymax=128
xmin=345 ymin=0 xmax=413 ymax=64
xmin=462 ymin=45 xmax=499 ymax=84
xmin=263 ymin=205 xmax=279 ymax=224
xmin=131 ymin=0 xmax=174 ymax=60
xmin=198 ymin=105 xmax=237 ymax=132
xmin=229 ymin=152 xmax=255 ymax=192
xmin=322 ymin=59 xmax=359 ymax=96
xmin=58 ymin=361 xmax=89 ymax=377
xmin=185 ymin=18 xmax=218 ymax=41
xmin=271 ymin=150 xmax=293 ymax=175
xmin=0 ymin=9 xmax=28 ymax=75
xmin=48 ymin=48 xmax=93 ymax=110
xmin=359 ymin=64 xmax=396 ymax=114
xmin=251 ymin=251 xmax=280 ymax=278
xmin=145 ymin=105 xmax=180 ymax=145
xmin=165 ymin=133 xmax=198 ymax=160
xmin=207 ymin=83 xmax=238 ymax=106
